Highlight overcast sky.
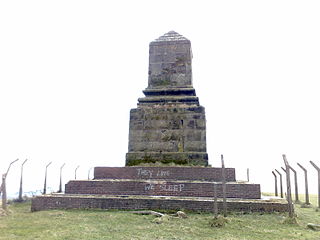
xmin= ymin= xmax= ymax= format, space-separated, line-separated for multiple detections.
xmin=1 ymin=0 xmax=320 ymax=197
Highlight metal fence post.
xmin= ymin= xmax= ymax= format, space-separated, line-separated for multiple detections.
xmin=43 ymin=162 xmax=52 ymax=194
xmin=221 ymin=154 xmax=227 ymax=217
xmin=2 ymin=159 xmax=19 ymax=210
xmin=58 ymin=163 xmax=66 ymax=193
xmin=88 ymin=167 xmax=93 ymax=180
xmin=275 ymin=169 xmax=284 ymax=198
xmin=310 ymin=161 xmax=320 ymax=208
xmin=283 ymin=154 xmax=294 ymax=217
xmin=75 ymin=165 xmax=80 ymax=180
xmin=297 ymin=163 xmax=310 ymax=205
xmin=289 ymin=165 xmax=299 ymax=202
xmin=18 ymin=159 xmax=28 ymax=201
xmin=272 ymin=171 xmax=278 ymax=196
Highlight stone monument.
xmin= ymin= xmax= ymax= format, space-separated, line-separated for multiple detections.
xmin=126 ymin=31 xmax=208 ymax=166
xmin=31 ymin=31 xmax=287 ymax=213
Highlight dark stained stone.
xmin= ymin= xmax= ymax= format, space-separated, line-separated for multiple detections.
xmin=126 ymin=31 xmax=208 ymax=166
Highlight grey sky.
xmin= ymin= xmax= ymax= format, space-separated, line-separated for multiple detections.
xmin=1 ymin=0 xmax=320 ymax=196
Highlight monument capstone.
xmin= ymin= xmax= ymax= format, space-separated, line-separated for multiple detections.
xmin=126 ymin=31 xmax=208 ymax=166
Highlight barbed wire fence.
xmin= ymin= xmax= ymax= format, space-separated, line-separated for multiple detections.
xmin=1 ymin=159 xmax=95 ymax=210
xmin=272 ymin=155 xmax=320 ymax=210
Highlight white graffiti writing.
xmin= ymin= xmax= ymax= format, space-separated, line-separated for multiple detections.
xmin=156 ymin=170 xmax=170 ymax=177
xmin=137 ymin=168 xmax=153 ymax=178
xmin=137 ymin=168 xmax=170 ymax=178
xmin=137 ymin=168 xmax=171 ymax=178
xmin=144 ymin=183 xmax=185 ymax=192
xmin=160 ymin=184 xmax=184 ymax=192
xmin=144 ymin=184 xmax=155 ymax=191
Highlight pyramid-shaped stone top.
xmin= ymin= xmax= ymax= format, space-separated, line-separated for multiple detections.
xmin=152 ymin=31 xmax=190 ymax=43
xmin=147 ymin=31 xmax=193 ymax=90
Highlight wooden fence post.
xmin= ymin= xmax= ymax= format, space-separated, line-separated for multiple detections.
xmin=297 ymin=163 xmax=310 ymax=205
xmin=310 ymin=161 xmax=320 ymax=208
xmin=58 ymin=163 xmax=65 ymax=193
xmin=283 ymin=154 xmax=294 ymax=217
xmin=43 ymin=162 xmax=52 ymax=195
xmin=221 ymin=154 xmax=227 ymax=217
xmin=18 ymin=159 xmax=28 ymax=202
xmin=275 ymin=169 xmax=284 ymax=198
xmin=213 ymin=183 xmax=218 ymax=217
xmin=272 ymin=171 xmax=278 ymax=196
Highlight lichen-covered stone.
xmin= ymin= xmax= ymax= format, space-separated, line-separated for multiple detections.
xmin=148 ymin=31 xmax=192 ymax=89
xmin=126 ymin=31 xmax=208 ymax=166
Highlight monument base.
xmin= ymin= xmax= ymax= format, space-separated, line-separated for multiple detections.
xmin=31 ymin=194 xmax=288 ymax=213
xmin=31 ymin=166 xmax=287 ymax=213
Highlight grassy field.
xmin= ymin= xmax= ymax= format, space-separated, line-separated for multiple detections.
xmin=0 ymin=196 xmax=320 ymax=240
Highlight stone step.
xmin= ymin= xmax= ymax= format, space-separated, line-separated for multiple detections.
xmin=65 ymin=179 xmax=260 ymax=199
xmin=31 ymin=194 xmax=288 ymax=212
xmin=138 ymin=96 xmax=199 ymax=105
xmin=94 ymin=166 xmax=236 ymax=182
xmin=125 ymin=153 xmax=208 ymax=166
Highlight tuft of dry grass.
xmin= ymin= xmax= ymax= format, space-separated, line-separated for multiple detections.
xmin=209 ymin=215 xmax=228 ymax=227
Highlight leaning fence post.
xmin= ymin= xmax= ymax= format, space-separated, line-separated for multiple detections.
xmin=2 ymin=159 xmax=19 ymax=210
xmin=43 ymin=162 xmax=52 ymax=195
xmin=283 ymin=154 xmax=294 ymax=217
xmin=272 ymin=171 xmax=278 ymax=196
xmin=275 ymin=169 xmax=284 ymax=198
xmin=310 ymin=161 xmax=320 ymax=208
xmin=18 ymin=159 xmax=28 ymax=202
xmin=289 ymin=165 xmax=299 ymax=203
xmin=88 ymin=167 xmax=93 ymax=180
xmin=58 ymin=163 xmax=66 ymax=193
xmin=75 ymin=165 xmax=80 ymax=180
xmin=297 ymin=162 xmax=310 ymax=205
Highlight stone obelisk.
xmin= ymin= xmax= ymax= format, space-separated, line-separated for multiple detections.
xmin=126 ymin=31 xmax=208 ymax=166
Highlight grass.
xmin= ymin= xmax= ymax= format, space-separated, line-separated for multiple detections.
xmin=1 ymin=198 xmax=320 ymax=240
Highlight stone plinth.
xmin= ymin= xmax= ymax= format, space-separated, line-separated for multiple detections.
xmin=67 ymin=166 xmax=259 ymax=199
xmin=31 ymin=164 xmax=288 ymax=212
xmin=31 ymin=194 xmax=288 ymax=213
xmin=65 ymin=179 xmax=261 ymax=199
xmin=94 ymin=166 xmax=236 ymax=181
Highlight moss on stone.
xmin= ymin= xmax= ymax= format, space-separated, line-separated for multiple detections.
xmin=126 ymin=156 xmax=202 ymax=167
